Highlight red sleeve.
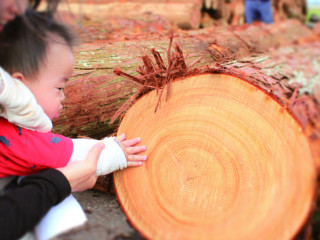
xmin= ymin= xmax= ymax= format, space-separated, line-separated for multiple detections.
xmin=0 ymin=118 xmax=73 ymax=177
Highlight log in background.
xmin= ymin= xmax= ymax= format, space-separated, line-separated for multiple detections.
xmin=53 ymin=19 xmax=319 ymax=139
xmin=51 ymin=0 xmax=320 ymax=238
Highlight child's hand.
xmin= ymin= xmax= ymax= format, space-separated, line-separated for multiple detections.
xmin=115 ymin=133 xmax=147 ymax=167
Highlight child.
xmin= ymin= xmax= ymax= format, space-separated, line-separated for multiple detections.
xmin=0 ymin=0 xmax=53 ymax=134
xmin=0 ymin=10 xmax=147 ymax=178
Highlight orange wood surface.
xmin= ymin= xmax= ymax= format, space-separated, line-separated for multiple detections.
xmin=114 ymin=73 xmax=317 ymax=240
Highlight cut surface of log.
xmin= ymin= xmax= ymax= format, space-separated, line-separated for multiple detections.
xmin=114 ymin=73 xmax=317 ymax=240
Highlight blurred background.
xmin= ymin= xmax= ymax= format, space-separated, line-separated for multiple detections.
xmin=42 ymin=0 xmax=318 ymax=31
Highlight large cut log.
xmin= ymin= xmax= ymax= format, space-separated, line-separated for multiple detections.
xmin=114 ymin=73 xmax=317 ymax=240
xmin=111 ymin=36 xmax=320 ymax=240
xmin=52 ymin=19 xmax=317 ymax=139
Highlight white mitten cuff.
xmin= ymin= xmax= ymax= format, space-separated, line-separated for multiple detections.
xmin=0 ymin=67 xmax=52 ymax=132
xmin=70 ymin=138 xmax=127 ymax=176
xmin=0 ymin=76 xmax=4 ymax=93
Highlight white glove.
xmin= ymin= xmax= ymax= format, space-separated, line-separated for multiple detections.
xmin=70 ymin=137 xmax=127 ymax=176
xmin=0 ymin=67 xmax=52 ymax=132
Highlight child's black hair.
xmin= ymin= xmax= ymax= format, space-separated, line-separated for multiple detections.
xmin=0 ymin=8 xmax=76 ymax=80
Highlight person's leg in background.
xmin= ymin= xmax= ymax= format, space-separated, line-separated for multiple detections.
xmin=259 ymin=1 xmax=273 ymax=23
xmin=245 ymin=1 xmax=260 ymax=23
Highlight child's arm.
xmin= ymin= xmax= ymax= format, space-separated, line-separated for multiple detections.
xmin=69 ymin=134 xmax=147 ymax=176
xmin=0 ymin=67 xmax=52 ymax=133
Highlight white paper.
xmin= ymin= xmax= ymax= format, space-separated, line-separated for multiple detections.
xmin=35 ymin=195 xmax=87 ymax=240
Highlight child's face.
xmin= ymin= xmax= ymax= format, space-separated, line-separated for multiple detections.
xmin=23 ymin=41 xmax=75 ymax=120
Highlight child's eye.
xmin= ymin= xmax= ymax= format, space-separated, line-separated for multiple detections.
xmin=57 ymin=88 xmax=64 ymax=91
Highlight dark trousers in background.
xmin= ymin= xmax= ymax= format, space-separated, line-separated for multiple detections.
xmin=245 ymin=0 xmax=273 ymax=24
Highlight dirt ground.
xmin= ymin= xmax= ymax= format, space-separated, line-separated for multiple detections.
xmin=54 ymin=189 xmax=143 ymax=240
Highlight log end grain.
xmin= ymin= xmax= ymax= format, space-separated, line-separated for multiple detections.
xmin=114 ymin=73 xmax=317 ymax=239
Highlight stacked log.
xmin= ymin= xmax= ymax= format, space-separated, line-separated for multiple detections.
xmin=55 ymin=0 xmax=202 ymax=29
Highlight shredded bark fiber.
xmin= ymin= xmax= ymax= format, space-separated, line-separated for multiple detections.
xmin=111 ymin=33 xmax=203 ymax=123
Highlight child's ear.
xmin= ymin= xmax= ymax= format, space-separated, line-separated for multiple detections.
xmin=11 ymin=72 xmax=26 ymax=82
